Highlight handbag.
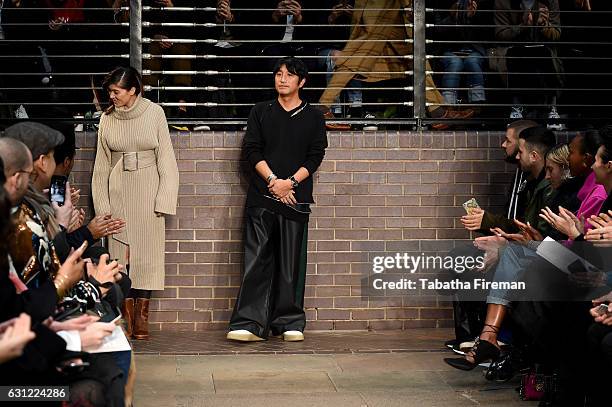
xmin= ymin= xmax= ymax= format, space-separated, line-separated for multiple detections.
xmin=518 ymin=369 xmax=558 ymax=401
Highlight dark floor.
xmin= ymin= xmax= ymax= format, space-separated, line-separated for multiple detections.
xmin=133 ymin=328 xmax=454 ymax=355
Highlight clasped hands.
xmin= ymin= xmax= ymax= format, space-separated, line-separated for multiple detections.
xmin=268 ymin=178 xmax=297 ymax=205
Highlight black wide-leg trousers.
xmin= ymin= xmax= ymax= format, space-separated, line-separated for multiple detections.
xmin=229 ymin=206 xmax=308 ymax=338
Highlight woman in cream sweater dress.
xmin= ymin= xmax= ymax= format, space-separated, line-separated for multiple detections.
xmin=92 ymin=66 xmax=179 ymax=340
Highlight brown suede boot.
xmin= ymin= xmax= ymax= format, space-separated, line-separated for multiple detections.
xmin=121 ymin=298 xmax=135 ymax=338
xmin=133 ymin=298 xmax=150 ymax=340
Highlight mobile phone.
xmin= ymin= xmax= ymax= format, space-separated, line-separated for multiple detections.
xmin=596 ymin=304 xmax=609 ymax=315
xmin=110 ymin=314 xmax=122 ymax=325
xmin=49 ymin=175 xmax=68 ymax=206
xmin=462 ymin=198 xmax=480 ymax=215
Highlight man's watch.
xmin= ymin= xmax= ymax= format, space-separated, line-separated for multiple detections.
xmin=289 ymin=176 xmax=299 ymax=189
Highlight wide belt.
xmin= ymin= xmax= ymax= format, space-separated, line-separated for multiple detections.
xmin=111 ymin=150 xmax=156 ymax=172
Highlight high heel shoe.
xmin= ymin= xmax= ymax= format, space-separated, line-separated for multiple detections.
xmin=444 ymin=324 xmax=500 ymax=371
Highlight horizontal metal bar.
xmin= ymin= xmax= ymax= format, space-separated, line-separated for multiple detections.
xmin=432 ymin=87 xmax=612 ymax=92
xmin=146 ymin=38 xmax=413 ymax=43
xmin=0 ymin=23 xmax=128 ymax=26
xmin=428 ymin=40 xmax=612 ymax=45
xmin=0 ymin=39 xmax=128 ymax=43
xmin=144 ymin=86 xmax=414 ymax=91
xmin=142 ymin=70 xmax=414 ymax=76
xmin=1 ymin=7 xmax=127 ymax=10
xmin=160 ymin=101 xmax=414 ymax=107
xmin=0 ymin=55 xmax=129 ymax=58
xmin=425 ymin=8 xmax=612 ymax=13
xmin=428 ymin=55 xmax=612 ymax=61
xmin=427 ymin=71 xmax=612 ymax=76
xmin=142 ymin=54 xmax=413 ymax=60
xmin=0 ymin=72 xmax=112 ymax=76
xmin=428 ymin=24 xmax=612 ymax=29
xmin=427 ymin=103 xmax=612 ymax=107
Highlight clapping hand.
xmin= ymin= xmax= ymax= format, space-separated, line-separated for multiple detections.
xmin=0 ymin=313 xmax=36 ymax=364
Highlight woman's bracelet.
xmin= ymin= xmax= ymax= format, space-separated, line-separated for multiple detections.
xmin=54 ymin=273 xmax=69 ymax=298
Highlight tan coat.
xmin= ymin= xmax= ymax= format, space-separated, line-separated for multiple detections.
xmin=319 ymin=0 xmax=445 ymax=109
xmin=92 ymin=96 xmax=179 ymax=290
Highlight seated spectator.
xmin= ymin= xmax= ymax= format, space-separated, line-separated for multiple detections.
xmin=433 ymin=0 xmax=493 ymax=112
xmin=494 ymin=0 xmax=564 ymax=122
xmin=587 ymin=289 xmax=612 ymax=405
xmin=462 ymin=126 xmax=556 ymax=236
xmin=0 ymin=124 xmax=132 ymax=405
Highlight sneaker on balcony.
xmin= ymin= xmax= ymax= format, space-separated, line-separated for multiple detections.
xmin=362 ymin=112 xmax=378 ymax=131
xmin=547 ymin=106 xmax=565 ymax=130
xmin=509 ymin=106 xmax=523 ymax=119
xmin=226 ymin=329 xmax=265 ymax=342
xmin=193 ymin=123 xmax=211 ymax=131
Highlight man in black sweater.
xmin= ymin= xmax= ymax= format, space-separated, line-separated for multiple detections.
xmin=227 ymin=57 xmax=327 ymax=342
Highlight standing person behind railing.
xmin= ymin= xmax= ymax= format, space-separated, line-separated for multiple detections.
xmin=1 ymin=0 xmax=51 ymax=119
xmin=433 ymin=0 xmax=493 ymax=114
xmin=317 ymin=0 xmax=475 ymax=130
xmin=494 ymin=0 xmax=564 ymax=123
xmin=313 ymin=0 xmax=368 ymax=130
xmin=141 ymin=0 xmax=197 ymax=129
xmin=231 ymin=0 xmax=325 ymax=102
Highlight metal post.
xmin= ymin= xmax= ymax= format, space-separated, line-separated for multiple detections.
xmin=412 ymin=0 xmax=426 ymax=124
xmin=129 ymin=0 xmax=142 ymax=72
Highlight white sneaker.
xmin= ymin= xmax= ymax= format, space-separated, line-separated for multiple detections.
xmin=509 ymin=106 xmax=523 ymax=119
xmin=547 ymin=106 xmax=565 ymax=130
xmin=193 ymin=123 xmax=211 ymax=131
xmin=226 ymin=329 xmax=265 ymax=342
xmin=14 ymin=104 xmax=29 ymax=119
xmin=363 ymin=113 xmax=378 ymax=131
xmin=282 ymin=330 xmax=304 ymax=342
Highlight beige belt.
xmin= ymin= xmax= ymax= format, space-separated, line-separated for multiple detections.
xmin=111 ymin=150 xmax=156 ymax=172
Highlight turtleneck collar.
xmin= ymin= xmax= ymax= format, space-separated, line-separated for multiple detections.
xmin=111 ymin=94 xmax=152 ymax=120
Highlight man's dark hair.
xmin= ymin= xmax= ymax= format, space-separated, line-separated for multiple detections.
xmin=507 ymin=120 xmax=539 ymax=137
xmin=519 ymin=126 xmax=556 ymax=157
xmin=47 ymin=122 xmax=76 ymax=165
xmin=272 ymin=57 xmax=308 ymax=83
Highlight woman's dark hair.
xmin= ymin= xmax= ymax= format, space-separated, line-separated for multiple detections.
xmin=582 ymin=129 xmax=604 ymax=157
xmin=600 ymin=125 xmax=612 ymax=164
xmin=102 ymin=66 xmax=142 ymax=114
xmin=272 ymin=57 xmax=308 ymax=83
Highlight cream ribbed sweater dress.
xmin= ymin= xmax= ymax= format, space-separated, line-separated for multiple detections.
xmin=92 ymin=95 xmax=179 ymax=290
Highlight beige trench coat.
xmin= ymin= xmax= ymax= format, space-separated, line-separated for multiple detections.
xmin=92 ymin=96 xmax=179 ymax=290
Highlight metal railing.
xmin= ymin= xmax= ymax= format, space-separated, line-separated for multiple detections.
xmin=0 ymin=0 xmax=611 ymax=130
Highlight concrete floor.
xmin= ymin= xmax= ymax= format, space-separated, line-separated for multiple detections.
xmin=133 ymin=351 xmax=536 ymax=406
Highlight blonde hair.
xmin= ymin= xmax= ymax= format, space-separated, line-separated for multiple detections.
xmin=546 ymin=143 xmax=571 ymax=182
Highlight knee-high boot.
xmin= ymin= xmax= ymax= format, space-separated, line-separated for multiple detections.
xmin=121 ymin=298 xmax=135 ymax=338
xmin=133 ymin=298 xmax=150 ymax=340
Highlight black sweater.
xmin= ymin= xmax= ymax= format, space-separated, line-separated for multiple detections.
xmin=243 ymin=99 xmax=327 ymax=221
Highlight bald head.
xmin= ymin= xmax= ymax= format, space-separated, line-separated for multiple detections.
xmin=0 ymin=137 xmax=33 ymax=177
xmin=0 ymin=137 xmax=33 ymax=205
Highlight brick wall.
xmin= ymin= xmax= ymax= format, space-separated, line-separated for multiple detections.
xmin=73 ymin=130 xmax=515 ymax=331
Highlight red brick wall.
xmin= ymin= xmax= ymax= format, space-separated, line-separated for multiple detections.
xmin=73 ymin=130 xmax=515 ymax=331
